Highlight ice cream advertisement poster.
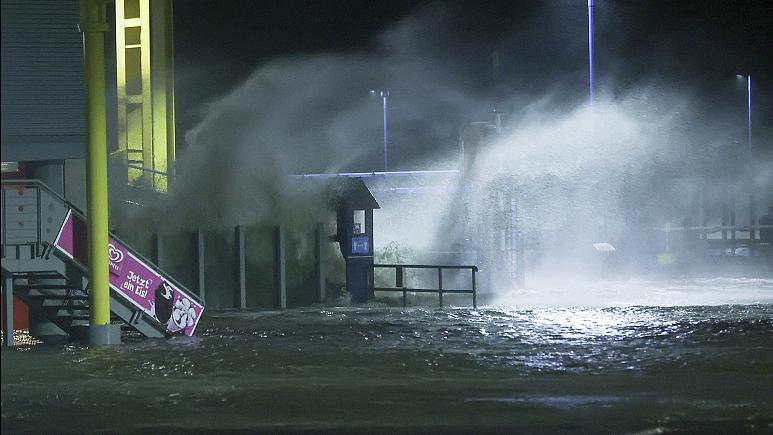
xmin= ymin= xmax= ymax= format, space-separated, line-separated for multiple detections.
xmin=53 ymin=210 xmax=204 ymax=336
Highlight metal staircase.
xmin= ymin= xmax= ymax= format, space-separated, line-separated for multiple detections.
xmin=2 ymin=180 xmax=202 ymax=345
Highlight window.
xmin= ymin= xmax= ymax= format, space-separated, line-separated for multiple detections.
xmin=353 ymin=209 xmax=365 ymax=234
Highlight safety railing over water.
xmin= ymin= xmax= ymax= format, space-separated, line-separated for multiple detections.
xmin=373 ymin=264 xmax=478 ymax=308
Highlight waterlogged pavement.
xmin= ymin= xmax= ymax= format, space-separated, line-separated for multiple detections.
xmin=3 ymin=294 xmax=773 ymax=433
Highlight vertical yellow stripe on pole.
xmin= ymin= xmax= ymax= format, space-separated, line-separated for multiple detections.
xmin=80 ymin=0 xmax=111 ymax=326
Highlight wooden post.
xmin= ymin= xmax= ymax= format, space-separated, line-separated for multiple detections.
xmin=3 ymin=275 xmax=13 ymax=347
xmin=196 ymin=229 xmax=205 ymax=302
xmin=750 ymin=195 xmax=757 ymax=247
xmin=721 ymin=201 xmax=728 ymax=241
xmin=235 ymin=225 xmax=247 ymax=310
xmin=397 ymin=266 xmax=406 ymax=307
xmin=701 ymin=192 xmax=709 ymax=240
xmin=152 ymin=233 xmax=163 ymax=268
xmin=472 ymin=268 xmax=477 ymax=309
xmin=730 ymin=198 xmax=737 ymax=243
xmin=438 ymin=268 xmax=443 ymax=307
xmin=516 ymin=230 xmax=526 ymax=288
xmin=273 ymin=226 xmax=286 ymax=309
xmin=314 ymin=223 xmax=325 ymax=303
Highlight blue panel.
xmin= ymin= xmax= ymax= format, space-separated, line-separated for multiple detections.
xmin=351 ymin=236 xmax=369 ymax=255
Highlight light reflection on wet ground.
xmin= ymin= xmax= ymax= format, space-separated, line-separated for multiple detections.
xmin=2 ymin=280 xmax=773 ymax=433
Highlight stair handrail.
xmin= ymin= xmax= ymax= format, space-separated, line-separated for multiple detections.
xmin=1 ymin=179 xmax=203 ymax=306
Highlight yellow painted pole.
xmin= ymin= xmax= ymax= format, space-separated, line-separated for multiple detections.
xmin=80 ymin=0 xmax=111 ymax=328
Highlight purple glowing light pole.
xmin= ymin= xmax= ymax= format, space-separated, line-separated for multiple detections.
xmin=588 ymin=0 xmax=595 ymax=107
xmin=370 ymin=89 xmax=390 ymax=172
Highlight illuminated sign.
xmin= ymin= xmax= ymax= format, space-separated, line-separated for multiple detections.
xmin=351 ymin=236 xmax=369 ymax=254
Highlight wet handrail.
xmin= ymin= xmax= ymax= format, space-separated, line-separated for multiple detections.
xmin=1 ymin=179 xmax=203 ymax=306
xmin=373 ymin=264 xmax=477 ymax=308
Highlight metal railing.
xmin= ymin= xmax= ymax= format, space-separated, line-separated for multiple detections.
xmin=0 ymin=179 xmax=202 ymax=306
xmin=373 ymin=264 xmax=478 ymax=308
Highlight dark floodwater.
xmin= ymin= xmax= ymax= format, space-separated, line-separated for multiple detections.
xmin=2 ymin=280 xmax=773 ymax=434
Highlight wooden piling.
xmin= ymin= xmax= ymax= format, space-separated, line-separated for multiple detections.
xmin=235 ymin=225 xmax=247 ymax=309
xmin=438 ymin=268 xmax=443 ymax=307
xmin=273 ymin=226 xmax=286 ymax=309
xmin=195 ymin=229 xmax=205 ymax=302
xmin=314 ymin=223 xmax=325 ymax=304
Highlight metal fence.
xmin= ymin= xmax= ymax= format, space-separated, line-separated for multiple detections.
xmin=373 ymin=264 xmax=478 ymax=308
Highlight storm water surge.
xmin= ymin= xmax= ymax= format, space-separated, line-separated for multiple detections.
xmin=3 ymin=286 xmax=772 ymax=433
xmin=441 ymin=93 xmax=773 ymax=299
xmin=494 ymin=277 xmax=773 ymax=307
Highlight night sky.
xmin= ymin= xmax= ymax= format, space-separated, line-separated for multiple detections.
xmin=173 ymin=0 xmax=772 ymax=155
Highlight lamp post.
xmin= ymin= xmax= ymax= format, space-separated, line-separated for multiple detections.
xmin=735 ymin=74 xmax=755 ymax=244
xmin=746 ymin=75 xmax=752 ymax=156
xmin=370 ymin=89 xmax=389 ymax=172
xmin=736 ymin=74 xmax=752 ymax=156
xmin=588 ymin=0 xmax=595 ymax=106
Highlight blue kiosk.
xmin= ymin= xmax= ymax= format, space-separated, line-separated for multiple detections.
xmin=332 ymin=179 xmax=380 ymax=303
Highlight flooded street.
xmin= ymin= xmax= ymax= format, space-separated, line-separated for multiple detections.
xmin=3 ymin=279 xmax=773 ymax=433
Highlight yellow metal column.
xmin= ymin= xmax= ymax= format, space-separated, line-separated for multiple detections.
xmin=81 ymin=0 xmax=119 ymax=344
xmin=115 ymin=0 xmax=176 ymax=192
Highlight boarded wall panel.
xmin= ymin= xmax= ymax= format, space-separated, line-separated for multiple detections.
xmin=1 ymin=0 xmax=86 ymax=161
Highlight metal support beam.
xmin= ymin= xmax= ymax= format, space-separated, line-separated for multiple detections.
xmin=81 ymin=0 xmax=112 ymax=336
xmin=516 ymin=229 xmax=525 ymax=288
xmin=730 ymin=199 xmax=737 ymax=242
xmin=397 ymin=266 xmax=406 ymax=307
xmin=235 ymin=225 xmax=247 ymax=309
xmin=472 ymin=269 xmax=477 ymax=309
xmin=314 ymin=223 xmax=325 ymax=303
xmin=722 ymin=201 xmax=729 ymax=241
xmin=438 ymin=268 xmax=443 ymax=307
xmin=273 ymin=226 xmax=286 ymax=309
xmin=195 ymin=229 xmax=205 ymax=302
xmin=750 ymin=195 xmax=757 ymax=246
xmin=3 ymin=274 xmax=13 ymax=347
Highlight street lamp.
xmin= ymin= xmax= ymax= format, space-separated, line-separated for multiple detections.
xmin=370 ymin=89 xmax=389 ymax=172
xmin=735 ymin=74 xmax=752 ymax=156
xmin=588 ymin=0 xmax=595 ymax=106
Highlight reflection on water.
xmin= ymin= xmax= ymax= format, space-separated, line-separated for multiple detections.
xmin=2 ymin=279 xmax=773 ymax=433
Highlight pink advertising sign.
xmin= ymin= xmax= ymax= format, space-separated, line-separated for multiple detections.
xmin=53 ymin=210 xmax=204 ymax=336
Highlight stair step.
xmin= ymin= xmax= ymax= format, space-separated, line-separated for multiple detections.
xmin=17 ymin=272 xmax=65 ymax=280
xmin=27 ymin=289 xmax=87 ymax=298
xmin=42 ymin=299 xmax=89 ymax=307
xmin=66 ymin=317 xmax=122 ymax=326
xmin=55 ymin=309 xmax=90 ymax=319
xmin=35 ymin=294 xmax=89 ymax=300
xmin=17 ymin=284 xmax=75 ymax=290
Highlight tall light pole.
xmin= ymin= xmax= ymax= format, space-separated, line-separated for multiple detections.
xmin=746 ymin=75 xmax=752 ymax=156
xmin=588 ymin=0 xmax=595 ymax=107
xmin=736 ymin=74 xmax=752 ymax=156
xmin=370 ymin=89 xmax=389 ymax=172
xmin=736 ymin=74 xmax=755 ymax=244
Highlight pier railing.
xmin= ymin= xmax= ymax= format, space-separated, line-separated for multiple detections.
xmin=373 ymin=264 xmax=478 ymax=308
